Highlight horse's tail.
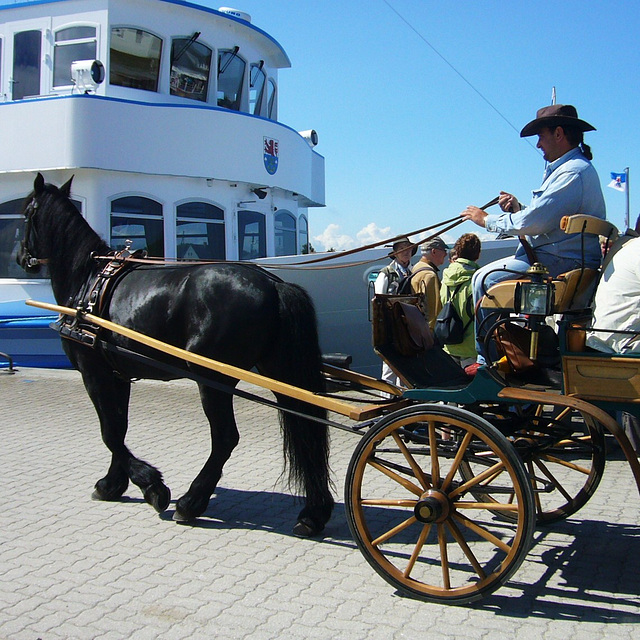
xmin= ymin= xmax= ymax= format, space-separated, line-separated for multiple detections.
xmin=273 ymin=281 xmax=334 ymax=530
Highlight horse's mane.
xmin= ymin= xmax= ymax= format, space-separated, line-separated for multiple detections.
xmin=34 ymin=179 xmax=110 ymax=302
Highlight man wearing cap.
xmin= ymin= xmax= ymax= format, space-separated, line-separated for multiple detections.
xmin=460 ymin=104 xmax=606 ymax=369
xmin=411 ymin=236 xmax=449 ymax=329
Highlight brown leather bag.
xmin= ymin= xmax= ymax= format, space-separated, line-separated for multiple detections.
xmin=392 ymin=301 xmax=435 ymax=356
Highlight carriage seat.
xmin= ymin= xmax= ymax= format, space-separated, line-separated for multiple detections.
xmin=371 ymin=294 xmax=470 ymax=389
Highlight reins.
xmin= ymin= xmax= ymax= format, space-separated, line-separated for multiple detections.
xmin=90 ymin=196 xmax=500 ymax=272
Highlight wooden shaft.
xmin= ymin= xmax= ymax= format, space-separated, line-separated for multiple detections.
xmin=26 ymin=299 xmax=390 ymax=420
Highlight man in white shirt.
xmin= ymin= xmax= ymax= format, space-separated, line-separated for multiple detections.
xmin=586 ymin=236 xmax=640 ymax=353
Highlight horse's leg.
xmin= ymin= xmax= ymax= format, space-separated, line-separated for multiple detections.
xmin=77 ymin=360 xmax=171 ymax=513
xmin=174 ymin=384 xmax=239 ymax=521
xmin=275 ymin=394 xmax=334 ymax=537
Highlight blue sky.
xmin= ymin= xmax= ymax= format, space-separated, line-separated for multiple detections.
xmin=3 ymin=0 xmax=638 ymax=250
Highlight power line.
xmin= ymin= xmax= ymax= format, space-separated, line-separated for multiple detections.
xmin=382 ymin=0 xmax=538 ymax=151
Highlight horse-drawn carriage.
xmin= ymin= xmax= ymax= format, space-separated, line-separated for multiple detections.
xmin=19 ymin=174 xmax=640 ymax=605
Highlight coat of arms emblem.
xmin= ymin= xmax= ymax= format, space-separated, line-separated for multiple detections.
xmin=263 ymin=137 xmax=279 ymax=175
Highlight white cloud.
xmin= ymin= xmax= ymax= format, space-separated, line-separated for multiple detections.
xmin=313 ymin=224 xmax=356 ymax=251
xmin=356 ymin=222 xmax=392 ymax=246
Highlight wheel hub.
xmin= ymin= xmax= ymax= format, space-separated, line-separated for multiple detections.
xmin=414 ymin=489 xmax=450 ymax=523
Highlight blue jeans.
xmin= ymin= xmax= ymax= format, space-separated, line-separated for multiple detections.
xmin=472 ymin=249 xmax=590 ymax=363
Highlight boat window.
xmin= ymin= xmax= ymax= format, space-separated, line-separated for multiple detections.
xmin=274 ymin=211 xmax=297 ymax=257
xmin=110 ymin=27 xmax=162 ymax=92
xmin=267 ymin=78 xmax=276 ymax=120
xmin=170 ymin=37 xmax=212 ymax=103
xmin=249 ymin=63 xmax=266 ymax=116
xmin=237 ymin=210 xmax=265 ymax=260
xmin=176 ymin=202 xmax=225 ymax=260
xmin=0 ymin=197 xmax=79 ymax=278
xmin=53 ymin=26 xmax=97 ymax=88
xmin=12 ymin=30 xmax=41 ymax=100
xmin=299 ymin=215 xmax=310 ymax=254
xmin=110 ymin=196 xmax=164 ymax=257
xmin=217 ymin=48 xmax=245 ymax=110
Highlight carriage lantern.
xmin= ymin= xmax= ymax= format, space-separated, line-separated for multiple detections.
xmin=514 ymin=263 xmax=554 ymax=359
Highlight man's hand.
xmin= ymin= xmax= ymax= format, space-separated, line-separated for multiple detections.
xmin=498 ymin=191 xmax=520 ymax=213
xmin=460 ymin=206 xmax=488 ymax=227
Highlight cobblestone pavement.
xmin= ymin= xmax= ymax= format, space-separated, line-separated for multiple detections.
xmin=2 ymin=368 xmax=639 ymax=639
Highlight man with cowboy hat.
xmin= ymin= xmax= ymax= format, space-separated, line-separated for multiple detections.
xmin=374 ymin=236 xmax=417 ymax=385
xmin=460 ymin=104 xmax=606 ymax=371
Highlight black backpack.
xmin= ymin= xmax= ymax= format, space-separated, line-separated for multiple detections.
xmin=434 ymin=283 xmax=474 ymax=346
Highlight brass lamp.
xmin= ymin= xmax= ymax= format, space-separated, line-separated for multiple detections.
xmin=514 ymin=263 xmax=554 ymax=359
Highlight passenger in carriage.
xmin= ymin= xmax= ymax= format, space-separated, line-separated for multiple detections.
xmin=438 ymin=233 xmax=481 ymax=368
xmin=586 ymin=233 xmax=640 ymax=452
xmin=374 ymin=237 xmax=417 ymax=385
xmin=586 ymin=235 xmax=640 ymax=354
xmin=411 ymin=236 xmax=449 ymax=329
xmin=459 ymin=104 xmax=606 ymax=372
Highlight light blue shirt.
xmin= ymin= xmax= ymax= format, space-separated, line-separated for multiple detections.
xmin=485 ymin=147 xmax=606 ymax=268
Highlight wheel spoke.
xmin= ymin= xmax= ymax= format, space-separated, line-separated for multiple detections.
xmin=449 ymin=460 xmax=507 ymax=499
xmin=441 ymin=431 xmax=474 ymax=492
xmin=453 ymin=501 xmax=520 ymax=511
xmin=452 ymin=512 xmax=512 ymax=553
xmin=391 ymin=430 xmax=430 ymax=490
xmin=361 ymin=498 xmax=417 ymax=507
xmin=371 ymin=514 xmax=417 ymax=547
xmin=403 ymin=523 xmax=432 ymax=578
xmin=429 ymin=420 xmax=441 ymax=488
xmin=540 ymin=454 xmax=593 ymax=475
xmin=445 ymin=519 xmax=487 ymax=580
xmin=532 ymin=458 xmax=574 ymax=502
xmin=437 ymin=523 xmax=451 ymax=589
xmin=368 ymin=459 xmax=424 ymax=496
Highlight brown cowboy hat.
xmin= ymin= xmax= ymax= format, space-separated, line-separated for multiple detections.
xmin=387 ymin=236 xmax=418 ymax=258
xmin=520 ymin=104 xmax=596 ymax=138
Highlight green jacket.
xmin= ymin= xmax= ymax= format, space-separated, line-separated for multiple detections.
xmin=439 ymin=258 xmax=479 ymax=359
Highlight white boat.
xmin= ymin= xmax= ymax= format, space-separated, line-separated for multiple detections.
xmin=0 ymin=0 xmax=324 ymax=367
xmin=0 ymin=0 xmax=516 ymax=375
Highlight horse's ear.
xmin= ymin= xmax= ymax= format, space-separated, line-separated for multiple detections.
xmin=34 ymin=173 xmax=45 ymax=195
xmin=60 ymin=175 xmax=74 ymax=197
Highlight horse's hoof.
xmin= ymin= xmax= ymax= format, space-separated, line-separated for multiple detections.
xmin=293 ymin=517 xmax=324 ymax=538
xmin=172 ymin=509 xmax=195 ymax=523
xmin=91 ymin=488 xmax=124 ymax=502
xmin=143 ymin=483 xmax=171 ymax=513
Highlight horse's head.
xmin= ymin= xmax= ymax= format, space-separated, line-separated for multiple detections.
xmin=16 ymin=173 xmax=74 ymax=274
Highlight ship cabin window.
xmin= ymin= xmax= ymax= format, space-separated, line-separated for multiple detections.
xmin=267 ymin=78 xmax=276 ymax=120
xmin=217 ymin=48 xmax=245 ymax=110
xmin=110 ymin=27 xmax=162 ymax=92
xmin=53 ymin=26 xmax=97 ymax=88
xmin=249 ymin=62 xmax=266 ymax=116
xmin=274 ymin=211 xmax=297 ymax=257
xmin=12 ymin=30 xmax=41 ymax=100
xmin=0 ymin=197 xmax=80 ymax=278
xmin=170 ymin=37 xmax=212 ymax=103
xmin=176 ymin=202 xmax=225 ymax=260
xmin=110 ymin=196 xmax=164 ymax=257
xmin=237 ymin=210 xmax=265 ymax=260
xmin=299 ymin=215 xmax=310 ymax=254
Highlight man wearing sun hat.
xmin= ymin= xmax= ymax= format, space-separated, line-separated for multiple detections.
xmin=374 ymin=236 xmax=418 ymax=385
xmin=411 ymin=236 xmax=449 ymax=329
xmin=460 ymin=104 xmax=606 ymax=371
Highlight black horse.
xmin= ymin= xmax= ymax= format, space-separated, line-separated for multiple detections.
xmin=17 ymin=174 xmax=333 ymax=536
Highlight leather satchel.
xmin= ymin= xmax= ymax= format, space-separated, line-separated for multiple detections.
xmin=392 ymin=301 xmax=435 ymax=356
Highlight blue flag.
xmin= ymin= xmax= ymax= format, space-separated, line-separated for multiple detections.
xmin=608 ymin=171 xmax=627 ymax=192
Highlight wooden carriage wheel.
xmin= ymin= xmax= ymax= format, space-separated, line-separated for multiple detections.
xmin=345 ymin=405 xmax=536 ymax=604
xmin=463 ymin=402 xmax=606 ymax=524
